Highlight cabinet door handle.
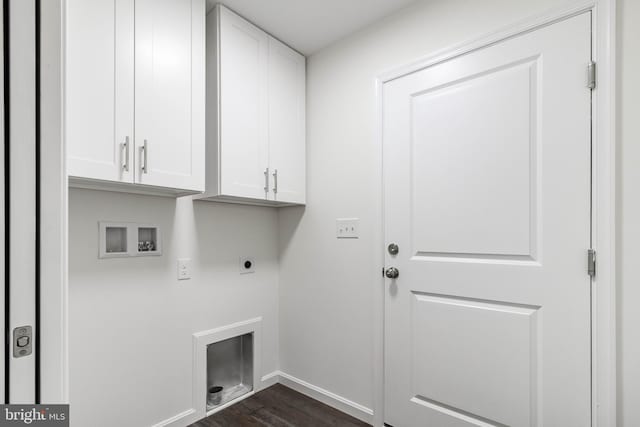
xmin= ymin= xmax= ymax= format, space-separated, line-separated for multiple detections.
xmin=141 ymin=140 xmax=148 ymax=174
xmin=121 ymin=136 xmax=130 ymax=172
xmin=264 ymin=167 xmax=269 ymax=192
xmin=272 ymin=169 xmax=278 ymax=194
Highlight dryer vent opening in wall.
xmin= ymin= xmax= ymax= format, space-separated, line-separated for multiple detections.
xmin=193 ymin=318 xmax=263 ymax=419
xmin=206 ymin=333 xmax=254 ymax=411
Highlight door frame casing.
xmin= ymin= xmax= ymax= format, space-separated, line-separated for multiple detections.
xmin=372 ymin=1 xmax=616 ymax=426
xmin=40 ymin=0 xmax=68 ymax=403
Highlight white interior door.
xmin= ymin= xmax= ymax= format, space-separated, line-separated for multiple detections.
xmin=4 ymin=0 xmax=38 ymax=403
xmin=383 ymin=13 xmax=592 ymax=427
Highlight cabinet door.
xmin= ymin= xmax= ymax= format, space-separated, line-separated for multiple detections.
xmin=135 ymin=0 xmax=205 ymax=191
xmin=219 ymin=6 xmax=269 ymax=200
xmin=267 ymin=37 xmax=306 ymax=204
xmin=66 ymin=0 xmax=134 ymax=183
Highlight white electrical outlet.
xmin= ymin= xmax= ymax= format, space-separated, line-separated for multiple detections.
xmin=177 ymin=258 xmax=192 ymax=280
xmin=240 ymin=257 xmax=255 ymax=274
xmin=336 ymin=218 xmax=360 ymax=239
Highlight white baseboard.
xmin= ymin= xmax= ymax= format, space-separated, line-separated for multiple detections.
xmin=206 ymin=390 xmax=256 ymax=417
xmin=271 ymin=371 xmax=374 ymax=425
xmin=260 ymin=371 xmax=281 ymax=389
xmin=151 ymin=408 xmax=196 ymax=427
xmin=159 ymin=371 xmax=374 ymax=427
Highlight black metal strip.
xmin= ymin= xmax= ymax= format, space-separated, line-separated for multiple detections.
xmin=2 ymin=0 xmax=10 ymax=404
xmin=34 ymin=0 xmax=41 ymax=404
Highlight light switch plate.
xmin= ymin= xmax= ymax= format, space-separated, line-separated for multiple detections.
xmin=336 ymin=218 xmax=360 ymax=239
xmin=177 ymin=258 xmax=192 ymax=280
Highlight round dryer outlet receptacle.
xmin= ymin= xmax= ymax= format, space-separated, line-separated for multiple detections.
xmin=239 ymin=257 xmax=255 ymax=274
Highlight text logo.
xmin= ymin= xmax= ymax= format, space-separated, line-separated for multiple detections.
xmin=0 ymin=405 xmax=69 ymax=427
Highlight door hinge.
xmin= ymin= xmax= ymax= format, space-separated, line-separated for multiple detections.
xmin=587 ymin=61 xmax=596 ymax=90
xmin=588 ymin=249 xmax=597 ymax=278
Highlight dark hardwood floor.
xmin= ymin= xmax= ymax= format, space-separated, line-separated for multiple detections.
xmin=190 ymin=384 xmax=371 ymax=427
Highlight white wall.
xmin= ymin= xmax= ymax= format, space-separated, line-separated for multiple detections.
xmin=278 ymin=0 xmax=635 ymax=423
xmin=68 ymin=189 xmax=279 ymax=427
xmin=618 ymin=0 xmax=640 ymax=424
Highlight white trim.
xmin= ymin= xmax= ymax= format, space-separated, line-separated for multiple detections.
xmin=40 ymin=0 xmax=69 ymax=403
xmin=191 ymin=318 xmax=263 ymax=423
xmin=372 ymin=76 xmax=385 ymax=427
xmin=151 ymin=409 xmax=196 ymax=427
xmin=374 ymin=1 xmax=615 ymax=426
xmin=591 ymin=0 xmax=616 ymax=425
xmin=205 ymin=390 xmax=256 ymax=417
xmin=276 ymin=371 xmax=374 ymax=425
xmin=260 ymin=370 xmax=280 ymax=389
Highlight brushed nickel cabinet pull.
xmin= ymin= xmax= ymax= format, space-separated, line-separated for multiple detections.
xmin=272 ymin=169 xmax=278 ymax=194
xmin=122 ymin=136 xmax=130 ymax=172
xmin=141 ymin=140 xmax=148 ymax=174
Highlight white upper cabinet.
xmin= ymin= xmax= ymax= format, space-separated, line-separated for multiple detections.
xmin=66 ymin=0 xmax=134 ymax=184
xmin=218 ymin=6 xmax=269 ymax=200
xmin=200 ymin=5 xmax=306 ymax=206
xmin=134 ymin=0 xmax=205 ymax=192
xmin=267 ymin=37 xmax=306 ymax=205
xmin=66 ymin=0 xmax=205 ymax=195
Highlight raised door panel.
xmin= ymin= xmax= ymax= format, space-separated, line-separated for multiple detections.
xmin=134 ymin=0 xmax=205 ymax=192
xmin=267 ymin=37 xmax=306 ymax=204
xmin=66 ymin=0 xmax=134 ymax=183
xmin=218 ymin=6 xmax=269 ymax=200
xmin=411 ymin=61 xmax=534 ymax=258
xmin=410 ymin=293 xmax=539 ymax=426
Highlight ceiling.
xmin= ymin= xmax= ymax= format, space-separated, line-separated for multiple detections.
xmin=206 ymin=0 xmax=417 ymax=55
